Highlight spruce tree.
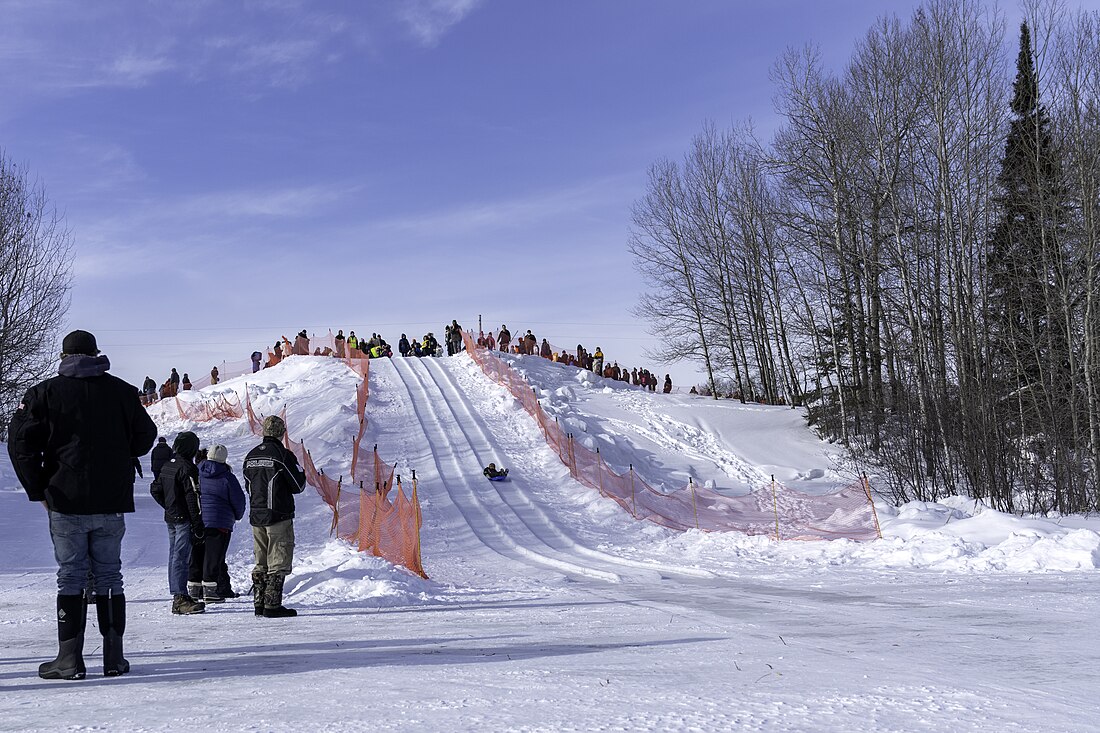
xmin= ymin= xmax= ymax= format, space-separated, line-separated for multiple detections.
xmin=986 ymin=22 xmax=1068 ymax=435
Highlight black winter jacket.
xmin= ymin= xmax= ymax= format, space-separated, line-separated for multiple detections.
xmin=7 ymin=355 xmax=158 ymax=515
xmin=243 ymin=437 xmax=306 ymax=526
xmin=151 ymin=454 xmax=201 ymax=525
xmin=151 ymin=442 xmax=173 ymax=479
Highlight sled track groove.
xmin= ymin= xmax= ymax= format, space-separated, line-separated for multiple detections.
xmin=389 ymin=357 xmax=621 ymax=583
xmin=424 ymin=356 xmax=716 ymax=581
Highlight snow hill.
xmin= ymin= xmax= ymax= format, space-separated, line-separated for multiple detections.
xmin=2 ymin=352 xmax=1100 ymax=731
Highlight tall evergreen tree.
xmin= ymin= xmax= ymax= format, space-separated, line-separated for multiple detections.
xmin=986 ymin=21 xmax=1068 ymax=436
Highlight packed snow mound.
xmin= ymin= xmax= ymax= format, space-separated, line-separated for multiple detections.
xmin=496 ymin=352 xmax=846 ymax=495
xmin=143 ymin=356 xmax=441 ymax=603
xmin=477 ymin=352 xmax=1100 ymax=573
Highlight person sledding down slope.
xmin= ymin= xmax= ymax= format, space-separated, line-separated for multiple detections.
xmin=483 ymin=463 xmax=509 ymax=480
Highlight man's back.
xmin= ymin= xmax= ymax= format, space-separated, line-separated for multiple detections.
xmin=8 ymin=354 xmax=157 ymax=514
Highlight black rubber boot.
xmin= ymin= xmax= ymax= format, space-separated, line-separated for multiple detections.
xmin=251 ymin=569 xmax=267 ymax=616
xmin=39 ymin=593 xmax=87 ymax=680
xmin=96 ymin=593 xmax=129 ymax=676
xmin=262 ymin=575 xmax=297 ymax=618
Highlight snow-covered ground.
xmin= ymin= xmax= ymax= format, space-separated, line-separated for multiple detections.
xmin=2 ymin=353 xmax=1099 ymax=732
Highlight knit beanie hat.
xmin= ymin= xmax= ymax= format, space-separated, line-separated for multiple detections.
xmin=208 ymin=444 xmax=228 ymax=463
xmin=61 ymin=330 xmax=99 ymax=356
xmin=262 ymin=415 xmax=286 ymax=439
xmin=173 ymin=431 xmax=200 ymax=459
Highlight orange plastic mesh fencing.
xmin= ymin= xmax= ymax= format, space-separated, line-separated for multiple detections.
xmin=163 ymin=347 xmax=424 ymax=576
xmin=173 ymin=391 xmax=246 ymax=422
xmin=240 ymin=378 xmax=426 ymax=577
xmin=461 ymin=330 xmax=881 ymax=541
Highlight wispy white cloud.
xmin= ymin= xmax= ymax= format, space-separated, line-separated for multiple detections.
xmin=371 ymin=175 xmax=634 ymax=239
xmin=396 ymin=0 xmax=483 ymax=47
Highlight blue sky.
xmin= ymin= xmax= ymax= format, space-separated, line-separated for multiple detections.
xmin=0 ymin=0 xmax=1060 ymax=388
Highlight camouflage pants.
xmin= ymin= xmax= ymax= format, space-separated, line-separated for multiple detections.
xmin=252 ymin=520 xmax=294 ymax=578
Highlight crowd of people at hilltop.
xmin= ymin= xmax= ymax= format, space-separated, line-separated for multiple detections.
xmin=138 ymin=319 xmax=676 ymax=409
xmin=476 ymin=324 xmax=673 ymax=393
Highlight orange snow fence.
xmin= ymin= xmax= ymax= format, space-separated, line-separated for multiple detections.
xmin=461 ymin=330 xmax=881 ymax=541
xmin=170 ymin=346 xmax=426 ymax=577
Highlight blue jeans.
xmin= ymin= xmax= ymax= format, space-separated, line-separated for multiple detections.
xmin=166 ymin=521 xmax=192 ymax=596
xmin=48 ymin=511 xmax=126 ymax=596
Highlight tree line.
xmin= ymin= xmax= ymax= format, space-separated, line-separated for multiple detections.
xmin=630 ymin=0 xmax=1100 ymax=512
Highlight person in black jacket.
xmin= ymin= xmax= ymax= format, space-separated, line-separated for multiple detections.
xmin=150 ymin=437 xmax=172 ymax=479
xmin=243 ymin=415 xmax=305 ymax=618
xmin=150 ymin=432 xmax=206 ymax=615
xmin=7 ymin=330 xmax=157 ymax=680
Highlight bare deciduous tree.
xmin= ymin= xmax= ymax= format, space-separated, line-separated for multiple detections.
xmin=0 ymin=151 xmax=74 ymax=439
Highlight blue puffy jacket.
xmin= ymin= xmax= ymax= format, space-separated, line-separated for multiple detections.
xmin=198 ymin=460 xmax=246 ymax=530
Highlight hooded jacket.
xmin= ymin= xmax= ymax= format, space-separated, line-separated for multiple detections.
xmin=199 ymin=460 xmax=247 ymax=530
xmin=152 ymin=454 xmax=201 ymax=525
xmin=7 ymin=355 xmax=157 ymax=514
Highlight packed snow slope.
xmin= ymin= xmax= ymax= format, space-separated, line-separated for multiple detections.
xmin=2 ymin=353 xmax=1099 ymax=732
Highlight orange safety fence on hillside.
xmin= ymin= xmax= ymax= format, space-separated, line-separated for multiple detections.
xmin=167 ymin=349 xmax=425 ymax=576
xmin=461 ymin=330 xmax=881 ymax=541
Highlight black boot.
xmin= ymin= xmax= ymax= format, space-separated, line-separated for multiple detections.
xmin=251 ymin=569 xmax=267 ymax=617
xmin=262 ymin=575 xmax=297 ymax=618
xmin=39 ymin=593 xmax=87 ymax=680
xmin=96 ymin=593 xmax=129 ymax=676
xmin=217 ymin=564 xmax=239 ymax=598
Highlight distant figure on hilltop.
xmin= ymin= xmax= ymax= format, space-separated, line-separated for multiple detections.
xmin=293 ymin=330 xmax=309 ymax=356
xmin=210 ymin=366 xmax=219 ymax=386
xmin=251 ymin=351 xmax=263 ymax=373
xmin=663 ymin=374 xmax=672 ymax=394
xmin=181 ymin=374 xmax=192 ymax=391
xmin=498 ymin=325 xmax=511 ymax=353
xmin=399 ymin=334 xmax=411 ymax=357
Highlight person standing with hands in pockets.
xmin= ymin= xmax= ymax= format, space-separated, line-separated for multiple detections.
xmin=7 ymin=329 xmax=157 ymax=679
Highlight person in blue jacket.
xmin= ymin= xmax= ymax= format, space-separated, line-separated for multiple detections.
xmin=197 ymin=444 xmax=246 ymax=604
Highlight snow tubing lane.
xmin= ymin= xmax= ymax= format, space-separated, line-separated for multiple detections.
xmin=388 ymin=357 xmax=622 ymax=583
xmin=425 ymin=356 xmax=716 ymax=581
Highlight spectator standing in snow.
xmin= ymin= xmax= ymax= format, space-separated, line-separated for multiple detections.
xmin=334 ymin=330 xmax=346 ymax=358
xmin=399 ymin=334 xmax=411 ymax=357
xmin=181 ymin=373 xmax=192 ymax=391
xmin=169 ymin=368 xmax=180 ymax=393
xmin=347 ymin=331 xmax=359 ymax=353
xmin=592 ymin=347 xmax=604 ymax=376
xmin=210 ymin=366 xmax=219 ymax=385
xmin=244 ymin=415 xmax=306 ymax=618
xmin=251 ymin=351 xmax=263 ymax=373
xmin=141 ymin=376 xmax=157 ymax=405
xmin=196 ymin=445 xmax=246 ymax=603
xmin=7 ymin=329 xmax=157 ymax=679
xmin=498 ymin=325 xmax=511 ymax=353
xmin=293 ymin=330 xmax=309 ymax=356
xmin=540 ymin=339 xmax=552 ymax=359
xmin=150 ymin=437 xmax=172 ymax=479
xmin=664 ymin=375 xmax=672 ymax=393
xmin=523 ymin=330 xmax=537 ymax=355
xmin=444 ymin=325 xmax=454 ymax=356
xmin=150 ymin=431 xmax=206 ymax=615
xmin=485 ymin=330 xmax=496 ymax=350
